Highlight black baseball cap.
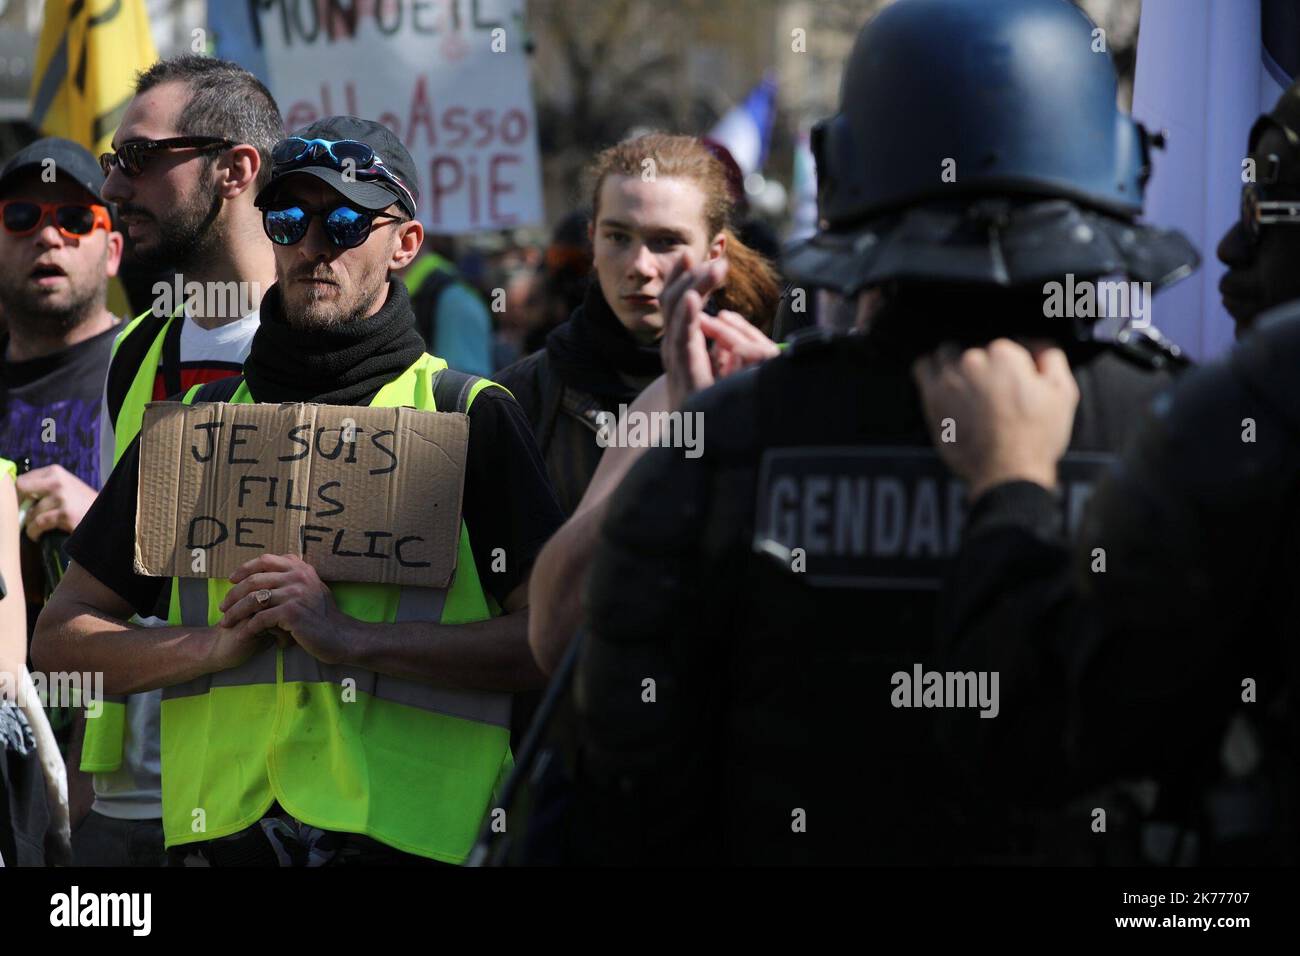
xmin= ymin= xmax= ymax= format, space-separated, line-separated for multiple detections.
xmin=0 ymin=136 xmax=107 ymax=202
xmin=255 ymin=116 xmax=419 ymax=218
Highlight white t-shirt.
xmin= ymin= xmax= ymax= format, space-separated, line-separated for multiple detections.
xmin=91 ymin=310 xmax=260 ymax=820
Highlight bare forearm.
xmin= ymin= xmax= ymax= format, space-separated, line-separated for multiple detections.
xmin=33 ymin=604 xmax=219 ymax=696
xmin=0 ymin=484 xmax=27 ymax=692
xmin=348 ymin=607 xmax=545 ymax=692
xmin=0 ymin=638 xmax=24 ymax=698
xmin=528 ymin=502 xmax=606 ymax=674
xmin=0 ymin=598 xmax=24 ymax=689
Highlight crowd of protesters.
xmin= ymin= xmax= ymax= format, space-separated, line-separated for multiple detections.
xmin=3 ymin=0 xmax=1298 ymax=869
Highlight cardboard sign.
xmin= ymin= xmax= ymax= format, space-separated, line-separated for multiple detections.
xmin=134 ymin=402 xmax=469 ymax=587
xmin=215 ymin=0 xmax=544 ymax=234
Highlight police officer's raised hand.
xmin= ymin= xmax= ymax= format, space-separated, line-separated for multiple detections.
xmin=215 ymin=553 xmax=352 ymax=666
xmin=911 ymin=339 xmax=1079 ymax=499
xmin=660 ymin=251 xmax=778 ymax=411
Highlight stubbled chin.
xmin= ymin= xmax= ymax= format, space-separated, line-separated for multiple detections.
xmin=287 ymin=308 xmax=343 ymax=329
xmin=285 ymin=292 xmax=345 ymax=326
xmin=291 ymin=284 xmax=341 ymax=307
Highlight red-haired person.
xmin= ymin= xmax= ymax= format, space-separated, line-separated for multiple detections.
xmin=496 ymin=133 xmax=781 ymax=516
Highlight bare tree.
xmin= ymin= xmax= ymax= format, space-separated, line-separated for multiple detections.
xmin=529 ymin=0 xmax=703 ymax=210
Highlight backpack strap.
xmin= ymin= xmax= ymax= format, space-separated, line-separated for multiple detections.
xmin=536 ymin=358 xmax=567 ymax=456
xmin=190 ymin=375 xmax=246 ymax=404
xmin=432 ymin=366 xmax=481 ymax=413
xmin=431 ymin=366 xmax=511 ymax=413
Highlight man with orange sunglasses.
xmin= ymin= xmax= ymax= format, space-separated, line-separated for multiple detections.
xmin=0 ymin=135 xmax=123 ymax=857
xmin=0 ymin=136 xmax=122 ymax=517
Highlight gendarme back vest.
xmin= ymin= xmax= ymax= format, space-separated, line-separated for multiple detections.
xmin=81 ymin=307 xmax=182 ymax=774
xmin=159 ymin=354 xmax=511 ymax=863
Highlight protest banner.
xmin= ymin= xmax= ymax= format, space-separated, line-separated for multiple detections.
xmin=134 ymin=401 xmax=469 ymax=588
xmin=214 ymin=0 xmax=543 ymax=233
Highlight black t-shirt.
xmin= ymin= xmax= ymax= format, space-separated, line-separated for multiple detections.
xmin=0 ymin=327 xmax=117 ymax=489
xmin=67 ymin=384 xmax=565 ymax=617
xmin=2 ymin=327 xmax=118 ymax=631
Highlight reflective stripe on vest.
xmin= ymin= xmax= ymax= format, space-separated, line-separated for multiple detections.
xmin=163 ymin=581 xmax=510 ymax=729
xmin=159 ymin=357 xmax=512 ymax=863
xmin=81 ymin=308 xmax=179 ymax=773
xmin=79 ymin=691 xmax=129 ymax=772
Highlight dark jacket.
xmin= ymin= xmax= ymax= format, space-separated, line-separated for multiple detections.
xmin=493 ymin=348 xmax=608 ymax=517
xmin=574 ymin=330 xmax=1176 ymax=865
xmin=937 ymin=307 xmax=1300 ymax=864
xmin=495 ymin=282 xmax=660 ymax=515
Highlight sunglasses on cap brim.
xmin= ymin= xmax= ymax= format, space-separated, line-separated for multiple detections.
xmin=270 ymin=137 xmax=416 ymax=213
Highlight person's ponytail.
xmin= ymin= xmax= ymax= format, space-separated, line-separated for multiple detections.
xmin=714 ymin=230 xmax=781 ymax=335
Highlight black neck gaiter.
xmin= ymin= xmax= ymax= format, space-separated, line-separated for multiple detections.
xmin=244 ymin=278 xmax=428 ymax=406
xmin=544 ymin=279 xmax=663 ymax=402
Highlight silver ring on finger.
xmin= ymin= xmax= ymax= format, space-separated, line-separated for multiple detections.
xmin=255 ymin=588 xmax=272 ymax=607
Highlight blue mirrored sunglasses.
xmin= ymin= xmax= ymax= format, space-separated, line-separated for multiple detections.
xmin=262 ymin=203 xmax=403 ymax=249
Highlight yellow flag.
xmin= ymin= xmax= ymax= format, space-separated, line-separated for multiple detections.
xmin=28 ymin=0 xmax=159 ymax=157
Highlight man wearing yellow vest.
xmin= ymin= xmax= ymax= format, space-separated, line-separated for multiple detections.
xmin=77 ymin=55 xmax=282 ymax=867
xmin=35 ymin=115 xmax=564 ymax=866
